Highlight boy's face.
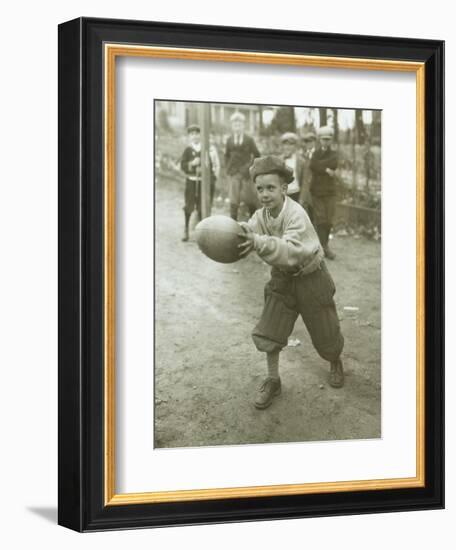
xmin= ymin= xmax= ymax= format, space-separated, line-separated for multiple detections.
xmin=320 ymin=136 xmax=332 ymax=151
xmin=189 ymin=130 xmax=200 ymax=145
xmin=282 ymin=141 xmax=295 ymax=157
xmin=231 ymin=120 xmax=244 ymax=134
xmin=304 ymin=138 xmax=316 ymax=151
xmin=254 ymin=173 xmax=287 ymax=214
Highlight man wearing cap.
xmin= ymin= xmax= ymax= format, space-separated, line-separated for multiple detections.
xmin=300 ymin=131 xmax=317 ymax=221
xmin=225 ymin=111 xmax=261 ymax=220
xmin=180 ymin=124 xmax=214 ymax=242
xmin=303 ymin=131 xmax=317 ymax=159
xmin=310 ymin=126 xmax=339 ymax=260
xmin=238 ymin=155 xmax=345 ymax=409
xmin=280 ymin=132 xmax=313 ymax=218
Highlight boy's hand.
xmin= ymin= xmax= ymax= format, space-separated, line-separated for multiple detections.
xmin=325 ymin=167 xmax=336 ymax=177
xmin=238 ymin=223 xmax=255 ymax=258
xmin=190 ymin=157 xmax=201 ymax=167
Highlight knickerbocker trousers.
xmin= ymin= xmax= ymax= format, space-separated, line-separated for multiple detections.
xmin=252 ymin=262 xmax=344 ymax=361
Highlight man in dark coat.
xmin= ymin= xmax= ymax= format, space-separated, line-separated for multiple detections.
xmin=300 ymin=131 xmax=317 ymax=221
xmin=310 ymin=126 xmax=339 ymax=260
xmin=225 ymin=111 xmax=261 ymax=220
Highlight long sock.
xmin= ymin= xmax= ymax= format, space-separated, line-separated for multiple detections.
xmin=326 ymin=224 xmax=332 ymax=245
xmin=316 ymin=224 xmax=327 ymax=247
xmin=322 ymin=224 xmax=330 ymax=248
xmin=182 ymin=212 xmax=190 ymax=240
xmin=230 ymin=203 xmax=239 ymax=221
xmin=267 ymin=351 xmax=280 ymax=380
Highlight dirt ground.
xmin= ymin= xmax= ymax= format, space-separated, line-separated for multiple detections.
xmin=154 ymin=174 xmax=381 ymax=449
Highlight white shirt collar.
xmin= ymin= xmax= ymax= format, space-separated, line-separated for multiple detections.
xmin=233 ymin=133 xmax=244 ymax=145
xmin=284 ymin=153 xmax=297 ymax=166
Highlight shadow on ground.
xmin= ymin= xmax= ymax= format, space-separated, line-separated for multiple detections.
xmin=27 ymin=507 xmax=57 ymax=524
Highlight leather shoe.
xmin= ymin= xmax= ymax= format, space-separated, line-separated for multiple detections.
xmin=329 ymin=359 xmax=344 ymax=388
xmin=254 ymin=377 xmax=281 ymax=409
xmin=324 ymin=246 xmax=336 ymax=260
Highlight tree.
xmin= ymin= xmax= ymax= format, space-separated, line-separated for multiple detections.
xmin=269 ymin=107 xmax=296 ymax=134
xmin=258 ymin=105 xmax=264 ymax=134
xmin=332 ymin=108 xmax=339 ymax=142
xmin=319 ymin=107 xmax=327 ymax=127
xmin=355 ymin=109 xmax=367 ymax=145
xmin=371 ymin=110 xmax=381 ymax=146
xmin=157 ymin=108 xmax=171 ymax=132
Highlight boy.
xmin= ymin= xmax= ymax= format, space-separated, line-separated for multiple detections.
xmin=310 ymin=126 xmax=339 ymax=260
xmin=225 ymin=112 xmax=261 ymax=220
xmin=180 ymin=124 xmax=215 ymax=242
xmin=238 ymin=155 xmax=344 ymax=409
xmin=280 ymin=132 xmax=311 ymax=213
xmin=302 ymin=131 xmax=317 ymax=159
xmin=300 ymin=131 xmax=317 ymax=221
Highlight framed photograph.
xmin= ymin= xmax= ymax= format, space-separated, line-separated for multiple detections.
xmin=58 ymin=17 xmax=444 ymax=531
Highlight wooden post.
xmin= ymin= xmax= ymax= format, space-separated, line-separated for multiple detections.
xmin=319 ymin=107 xmax=327 ymax=127
xmin=365 ymin=134 xmax=371 ymax=193
xmin=351 ymin=125 xmax=357 ymax=191
xmin=332 ymin=108 xmax=339 ymax=143
xmin=258 ymin=105 xmax=264 ymax=133
xmin=198 ymin=103 xmax=212 ymax=219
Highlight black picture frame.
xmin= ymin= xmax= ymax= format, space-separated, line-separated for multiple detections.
xmin=58 ymin=17 xmax=444 ymax=532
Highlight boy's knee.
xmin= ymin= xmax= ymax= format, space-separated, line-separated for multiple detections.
xmin=252 ymin=288 xmax=298 ymax=353
xmin=314 ymin=332 xmax=344 ymax=362
xmin=251 ymin=332 xmax=285 ymax=353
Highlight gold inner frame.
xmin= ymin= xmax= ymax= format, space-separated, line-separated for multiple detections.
xmin=104 ymin=44 xmax=426 ymax=506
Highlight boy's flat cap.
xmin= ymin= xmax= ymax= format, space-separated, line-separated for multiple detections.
xmin=317 ymin=125 xmax=334 ymax=138
xmin=187 ymin=124 xmax=201 ymax=133
xmin=230 ymin=111 xmax=246 ymax=122
xmin=303 ymin=131 xmax=316 ymax=140
xmin=249 ymin=155 xmax=294 ymax=184
xmin=280 ymin=132 xmax=299 ymax=144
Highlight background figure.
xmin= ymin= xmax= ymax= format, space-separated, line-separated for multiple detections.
xmin=209 ymin=132 xmax=220 ymax=205
xmin=280 ymin=132 xmax=306 ymax=205
xmin=180 ymin=124 xmax=214 ymax=241
xmin=310 ymin=126 xmax=339 ymax=260
xmin=300 ymin=131 xmax=317 ymax=221
xmin=225 ymin=111 xmax=261 ymax=220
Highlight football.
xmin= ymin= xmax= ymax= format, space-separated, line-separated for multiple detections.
xmin=194 ymin=215 xmax=244 ymax=263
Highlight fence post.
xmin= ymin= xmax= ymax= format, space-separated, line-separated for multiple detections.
xmin=351 ymin=126 xmax=357 ymax=192
xmin=198 ymin=103 xmax=212 ymax=219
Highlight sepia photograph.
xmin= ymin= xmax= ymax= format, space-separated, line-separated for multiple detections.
xmin=154 ymin=100 xmax=382 ymax=449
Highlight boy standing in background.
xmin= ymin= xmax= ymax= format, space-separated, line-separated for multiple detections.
xmin=310 ymin=126 xmax=339 ymax=260
xmin=300 ymin=131 xmax=317 ymax=221
xmin=280 ymin=132 xmax=310 ymax=209
xmin=225 ymin=112 xmax=261 ymax=220
xmin=180 ymin=124 xmax=215 ymax=242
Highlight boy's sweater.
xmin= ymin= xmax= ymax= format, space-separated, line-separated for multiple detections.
xmin=245 ymin=197 xmax=323 ymax=275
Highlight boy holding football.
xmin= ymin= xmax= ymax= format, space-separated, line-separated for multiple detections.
xmin=238 ymin=155 xmax=344 ymax=409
